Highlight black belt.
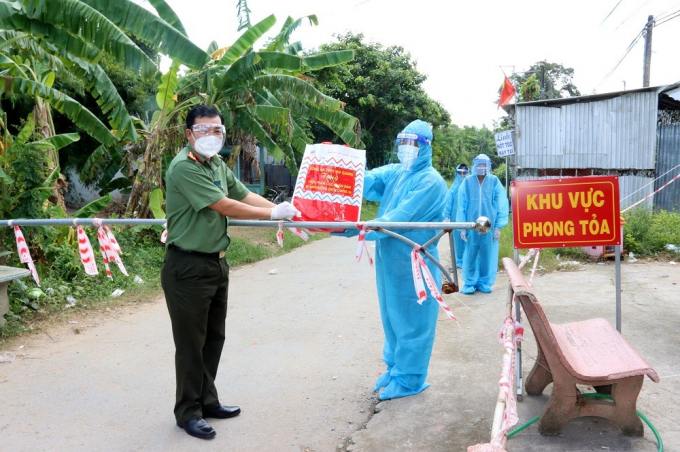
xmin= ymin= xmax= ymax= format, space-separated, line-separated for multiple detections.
xmin=168 ymin=244 xmax=225 ymax=259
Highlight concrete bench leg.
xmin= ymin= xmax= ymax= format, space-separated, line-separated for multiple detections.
xmin=609 ymin=377 xmax=645 ymax=436
xmin=539 ymin=376 xmax=645 ymax=436
xmin=0 ymin=281 xmax=9 ymax=327
xmin=526 ymin=344 xmax=553 ymax=396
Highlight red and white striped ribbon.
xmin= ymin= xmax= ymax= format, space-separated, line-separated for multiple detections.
xmin=528 ymin=248 xmax=541 ymax=287
xmin=276 ymin=221 xmax=284 ymax=247
xmin=93 ymin=219 xmax=128 ymax=278
xmin=410 ymin=246 xmax=458 ymax=322
xmin=288 ymin=227 xmax=309 ymax=242
xmin=354 ymin=224 xmax=374 ymax=266
xmin=8 ymin=221 xmax=40 ymax=286
xmin=75 ymin=221 xmax=98 ymax=275
xmin=491 ymin=316 xmax=520 ymax=447
xmin=621 ymin=172 xmax=680 ymax=213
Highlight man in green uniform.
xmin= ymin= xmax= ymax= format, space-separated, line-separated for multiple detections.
xmin=162 ymin=105 xmax=299 ymax=440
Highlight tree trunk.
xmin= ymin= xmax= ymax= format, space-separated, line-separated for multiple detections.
xmin=125 ymin=135 xmax=161 ymax=218
xmin=34 ymin=102 xmax=68 ymax=211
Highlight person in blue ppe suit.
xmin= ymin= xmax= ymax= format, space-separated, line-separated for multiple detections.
xmin=456 ymin=154 xmax=509 ymax=294
xmin=443 ymin=163 xmax=469 ymax=269
xmin=334 ymin=119 xmax=448 ymax=400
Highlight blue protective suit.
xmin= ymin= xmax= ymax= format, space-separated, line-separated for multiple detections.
xmin=443 ymin=167 xmax=467 ymax=268
xmin=456 ymin=154 xmax=509 ymax=294
xmin=363 ymin=120 xmax=448 ymax=400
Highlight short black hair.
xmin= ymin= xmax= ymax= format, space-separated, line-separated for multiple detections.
xmin=186 ymin=105 xmax=224 ymax=130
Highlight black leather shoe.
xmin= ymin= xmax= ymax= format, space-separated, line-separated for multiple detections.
xmin=203 ymin=405 xmax=241 ymax=419
xmin=176 ymin=417 xmax=216 ymax=439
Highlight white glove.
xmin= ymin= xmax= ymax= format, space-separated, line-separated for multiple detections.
xmin=270 ymin=202 xmax=301 ymax=220
xmin=493 ymin=227 xmax=501 ymax=241
xmin=460 ymin=230 xmax=467 ymax=242
xmin=443 ymin=217 xmax=450 ymax=222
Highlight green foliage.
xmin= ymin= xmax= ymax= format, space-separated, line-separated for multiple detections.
xmin=360 ymin=200 xmax=380 ymax=220
xmin=623 ymin=208 xmax=680 ymax=255
xmin=509 ymin=61 xmax=580 ymax=102
xmin=520 ymin=74 xmax=541 ymax=102
xmin=432 ymin=124 xmax=499 ymax=179
xmin=310 ymin=32 xmax=450 ymax=168
xmin=0 ymin=142 xmax=51 ymax=219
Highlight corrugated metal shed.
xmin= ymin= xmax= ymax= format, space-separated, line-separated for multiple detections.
xmin=503 ymin=82 xmax=680 ymax=211
xmin=515 ymin=91 xmax=657 ymax=169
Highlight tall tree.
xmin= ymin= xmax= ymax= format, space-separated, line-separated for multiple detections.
xmin=509 ymin=60 xmax=580 ymax=101
xmin=310 ymin=33 xmax=450 ymax=168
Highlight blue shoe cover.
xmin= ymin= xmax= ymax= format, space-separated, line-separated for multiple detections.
xmin=378 ymin=380 xmax=430 ymax=400
xmin=477 ymin=284 xmax=492 ymax=293
xmin=373 ymin=371 xmax=391 ymax=392
xmin=460 ymin=284 xmax=476 ymax=295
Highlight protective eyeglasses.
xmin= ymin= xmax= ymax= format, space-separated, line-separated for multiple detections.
xmin=191 ymin=124 xmax=225 ymax=136
xmin=395 ymin=132 xmax=431 ymax=147
xmin=457 ymin=169 xmax=469 ymax=175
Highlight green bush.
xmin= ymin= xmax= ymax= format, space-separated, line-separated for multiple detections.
xmin=623 ymin=207 xmax=680 ymax=255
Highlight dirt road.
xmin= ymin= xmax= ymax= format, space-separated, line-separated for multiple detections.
xmin=0 ymin=237 xmax=678 ymax=451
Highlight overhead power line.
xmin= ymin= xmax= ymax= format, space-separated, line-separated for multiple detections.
xmin=596 ymin=25 xmax=646 ymax=89
xmin=654 ymin=8 xmax=680 ymax=26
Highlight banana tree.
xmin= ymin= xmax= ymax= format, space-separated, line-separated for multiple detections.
xmin=121 ymin=8 xmax=362 ymax=218
xmin=177 ymin=14 xmax=363 ymax=168
xmin=0 ymin=0 xmax=210 ymax=213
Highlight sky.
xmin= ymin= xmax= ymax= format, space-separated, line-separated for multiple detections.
xmin=154 ymin=0 xmax=680 ymax=129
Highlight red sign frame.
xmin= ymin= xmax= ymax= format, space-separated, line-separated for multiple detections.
xmin=511 ymin=176 xmax=621 ymax=249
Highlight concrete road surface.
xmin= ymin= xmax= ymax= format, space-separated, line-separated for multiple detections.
xmin=0 ymin=237 xmax=677 ymax=452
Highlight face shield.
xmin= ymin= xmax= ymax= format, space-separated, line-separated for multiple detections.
xmin=394 ymin=132 xmax=431 ymax=171
xmin=456 ymin=164 xmax=469 ymax=179
xmin=473 ymin=156 xmax=492 ymax=176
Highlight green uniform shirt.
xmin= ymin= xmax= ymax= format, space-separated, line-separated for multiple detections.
xmin=165 ymin=145 xmax=250 ymax=253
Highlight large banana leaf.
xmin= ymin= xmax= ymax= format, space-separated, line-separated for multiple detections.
xmin=217 ymin=14 xmax=276 ymax=66
xmin=72 ymin=193 xmax=111 ymax=217
xmin=0 ymin=75 xmax=118 ymax=146
xmin=149 ymin=188 xmax=165 ymax=219
xmin=249 ymin=104 xmax=292 ymax=131
xmin=306 ymin=104 xmax=363 ymax=148
xmin=77 ymin=0 xmax=208 ymax=69
xmin=265 ymin=15 xmax=318 ymax=53
xmin=156 ymin=60 xmax=180 ymax=112
xmin=34 ymin=132 xmax=79 ymax=150
xmin=65 ymin=53 xmax=138 ymax=141
xmin=145 ymin=0 xmax=187 ymax=36
xmin=0 ymin=167 xmax=13 ymax=184
xmin=235 ymin=109 xmax=289 ymax=162
xmin=11 ymin=0 xmax=158 ymax=79
xmin=252 ymin=74 xmax=343 ymax=111
xmin=0 ymin=4 xmax=113 ymax=69
xmin=218 ymin=52 xmax=308 ymax=89
xmin=302 ymin=51 xmax=354 ymax=71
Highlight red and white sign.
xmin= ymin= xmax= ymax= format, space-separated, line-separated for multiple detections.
xmin=511 ymin=176 xmax=621 ymax=249
xmin=292 ymin=143 xmax=365 ymax=232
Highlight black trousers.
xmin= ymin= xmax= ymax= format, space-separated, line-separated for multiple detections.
xmin=161 ymin=246 xmax=230 ymax=422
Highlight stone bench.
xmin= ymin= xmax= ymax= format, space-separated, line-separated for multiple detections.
xmin=502 ymin=257 xmax=659 ymax=436
xmin=0 ymin=266 xmax=31 ymax=327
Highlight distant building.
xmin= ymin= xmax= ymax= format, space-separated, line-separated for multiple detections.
xmin=501 ymin=82 xmax=680 ymax=212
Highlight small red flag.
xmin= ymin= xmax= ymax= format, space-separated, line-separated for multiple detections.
xmin=498 ymin=76 xmax=516 ymax=109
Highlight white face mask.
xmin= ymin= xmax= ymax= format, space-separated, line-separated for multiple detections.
xmin=476 ymin=165 xmax=487 ymax=176
xmin=192 ymin=135 xmax=223 ymax=159
xmin=397 ymin=145 xmax=419 ymax=170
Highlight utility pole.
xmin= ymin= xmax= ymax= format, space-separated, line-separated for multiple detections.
xmin=643 ymin=15 xmax=654 ymax=87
